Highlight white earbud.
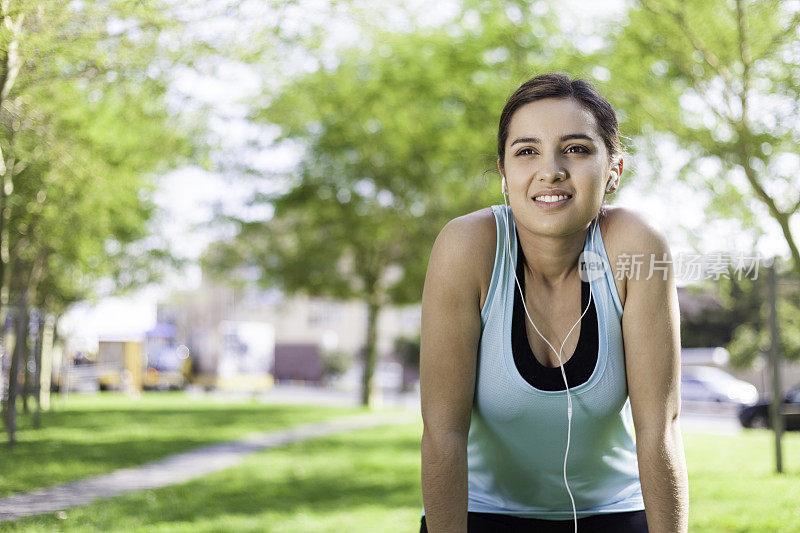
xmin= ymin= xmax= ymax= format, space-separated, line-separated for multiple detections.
xmin=501 ymin=177 xmax=507 ymax=196
xmin=605 ymin=170 xmax=618 ymax=193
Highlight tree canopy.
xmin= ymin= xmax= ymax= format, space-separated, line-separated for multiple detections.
xmin=603 ymin=0 xmax=800 ymax=275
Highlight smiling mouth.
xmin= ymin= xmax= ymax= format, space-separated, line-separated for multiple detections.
xmin=533 ymin=194 xmax=573 ymax=207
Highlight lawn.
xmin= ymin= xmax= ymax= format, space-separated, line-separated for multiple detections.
xmin=0 ymin=391 xmax=371 ymax=499
xmin=2 ymin=394 xmax=799 ymax=532
xmin=682 ymin=430 xmax=800 ymax=532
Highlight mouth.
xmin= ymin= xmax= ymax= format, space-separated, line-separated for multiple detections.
xmin=532 ymin=193 xmax=573 ymax=209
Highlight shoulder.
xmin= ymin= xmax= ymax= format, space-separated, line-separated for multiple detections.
xmin=431 ymin=206 xmax=497 ymax=267
xmin=600 ymin=205 xmax=671 ymax=257
xmin=426 ymin=207 xmax=497 ymax=308
xmin=432 ymin=207 xmax=496 ymax=260
xmin=597 ymin=206 xmax=673 ymax=309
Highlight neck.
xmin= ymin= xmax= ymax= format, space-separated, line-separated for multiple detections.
xmin=517 ymin=223 xmax=591 ymax=288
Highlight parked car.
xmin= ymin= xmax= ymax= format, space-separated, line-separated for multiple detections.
xmin=681 ymin=366 xmax=758 ymax=405
xmin=738 ymin=384 xmax=800 ymax=430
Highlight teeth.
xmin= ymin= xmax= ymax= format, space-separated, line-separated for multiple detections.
xmin=536 ymin=195 xmax=570 ymax=202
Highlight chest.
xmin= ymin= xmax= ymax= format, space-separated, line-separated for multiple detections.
xmin=519 ymin=278 xmax=588 ymax=368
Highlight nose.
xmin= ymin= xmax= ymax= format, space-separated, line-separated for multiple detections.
xmin=538 ymin=154 xmax=567 ymax=182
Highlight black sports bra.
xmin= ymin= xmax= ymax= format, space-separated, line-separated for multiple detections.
xmin=512 ymin=231 xmax=599 ymax=391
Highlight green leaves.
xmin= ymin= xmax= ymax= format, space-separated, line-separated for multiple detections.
xmin=604 ymin=0 xmax=800 ymax=276
xmin=0 ymin=0 xmax=197 ymax=312
xmin=218 ymin=2 xmax=576 ymax=308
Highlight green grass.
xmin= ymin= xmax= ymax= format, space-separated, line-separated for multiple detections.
xmin=2 ymin=394 xmax=800 ymax=531
xmin=1 ymin=419 xmax=425 ymax=533
xmin=5 ymin=421 xmax=799 ymax=532
xmin=0 ymin=391 xmax=371 ymax=499
xmin=684 ymin=430 xmax=800 ymax=532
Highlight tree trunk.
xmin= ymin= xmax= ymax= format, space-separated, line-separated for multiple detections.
xmin=22 ymin=312 xmax=32 ymax=413
xmin=37 ymin=311 xmax=55 ymax=414
xmin=6 ymin=293 xmax=28 ymax=448
xmin=360 ymin=298 xmax=381 ymax=409
xmin=32 ymin=309 xmax=43 ymax=428
xmin=19 ymin=252 xmax=45 ymax=417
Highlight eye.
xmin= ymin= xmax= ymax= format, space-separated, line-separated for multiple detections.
xmin=515 ymin=147 xmax=536 ymax=156
xmin=566 ymin=145 xmax=589 ymax=154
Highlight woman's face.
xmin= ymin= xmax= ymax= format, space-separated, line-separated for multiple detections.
xmin=500 ymin=97 xmax=615 ymax=238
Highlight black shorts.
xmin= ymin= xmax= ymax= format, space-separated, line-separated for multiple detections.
xmin=420 ymin=509 xmax=648 ymax=532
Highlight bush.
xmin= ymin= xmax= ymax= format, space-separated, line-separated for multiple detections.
xmin=321 ymin=350 xmax=352 ymax=382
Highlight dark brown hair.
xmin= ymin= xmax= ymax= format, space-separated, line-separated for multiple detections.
xmin=497 ymin=72 xmax=622 ymax=170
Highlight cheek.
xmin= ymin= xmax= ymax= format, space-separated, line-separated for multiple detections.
xmin=575 ymin=157 xmax=605 ymax=171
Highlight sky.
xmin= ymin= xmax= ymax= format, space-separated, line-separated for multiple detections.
xmin=58 ymin=0 xmax=798 ymax=354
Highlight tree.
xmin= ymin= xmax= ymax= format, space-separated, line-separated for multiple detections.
xmin=202 ymin=1 xmax=584 ymax=407
xmin=0 ymin=0 xmax=197 ymax=446
xmin=602 ymin=0 xmax=800 ymax=277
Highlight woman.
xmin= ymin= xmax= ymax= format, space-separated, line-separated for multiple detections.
xmin=419 ymin=73 xmax=689 ymax=532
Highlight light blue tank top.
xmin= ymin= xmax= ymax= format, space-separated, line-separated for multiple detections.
xmin=422 ymin=205 xmax=644 ymax=520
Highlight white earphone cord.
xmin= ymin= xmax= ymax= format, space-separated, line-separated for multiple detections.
xmin=501 ymin=188 xmax=598 ymax=533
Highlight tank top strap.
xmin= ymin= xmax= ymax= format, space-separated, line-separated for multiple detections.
xmin=483 ymin=204 xmax=517 ymax=324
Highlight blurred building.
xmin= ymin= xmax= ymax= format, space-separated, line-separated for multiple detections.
xmin=160 ymin=269 xmax=420 ymax=391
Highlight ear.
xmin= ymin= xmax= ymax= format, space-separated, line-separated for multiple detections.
xmin=612 ymin=157 xmax=623 ymax=179
xmin=497 ymin=158 xmax=503 ymax=177
xmin=606 ymin=157 xmax=623 ymax=193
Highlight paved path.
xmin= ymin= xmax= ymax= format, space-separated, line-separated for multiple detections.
xmin=0 ymin=412 xmax=417 ymax=522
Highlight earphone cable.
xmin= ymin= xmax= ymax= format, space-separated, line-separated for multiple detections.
xmin=501 ymin=192 xmax=598 ymax=533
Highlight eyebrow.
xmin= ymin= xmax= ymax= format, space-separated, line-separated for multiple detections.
xmin=510 ymin=133 xmax=596 ymax=146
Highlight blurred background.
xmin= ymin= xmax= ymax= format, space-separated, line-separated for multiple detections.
xmin=0 ymin=0 xmax=799 ymax=530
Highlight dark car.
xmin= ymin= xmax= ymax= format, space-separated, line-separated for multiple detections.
xmin=738 ymin=384 xmax=800 ymax=430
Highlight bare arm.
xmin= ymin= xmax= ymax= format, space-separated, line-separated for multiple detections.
xmin=619 ymin=209 xmax=689 ymax=532
xmin=420 ymin=215 xmax=485 ymax=533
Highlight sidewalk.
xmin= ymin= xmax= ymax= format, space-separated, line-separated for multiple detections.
xmin=0 ymin=411 xmax=417 ymax=522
